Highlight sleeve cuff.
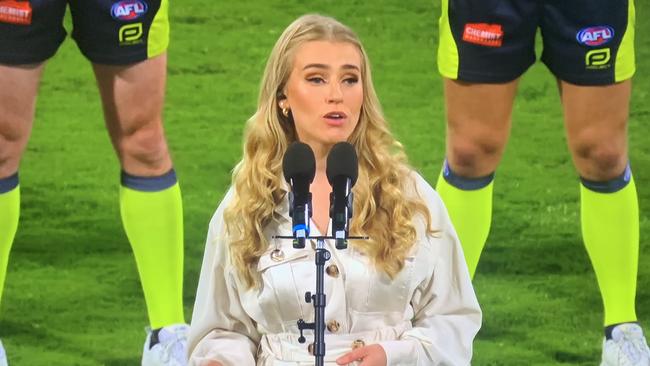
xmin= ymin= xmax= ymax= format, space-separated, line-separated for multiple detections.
xmin=378 ymin=339 xmax=418 ymax=366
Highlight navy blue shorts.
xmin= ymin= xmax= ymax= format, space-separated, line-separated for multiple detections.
xmin=0 ymin=0 xmax=169 ymax=65
xmin=438 ymin=0 xmax=636 ymax=85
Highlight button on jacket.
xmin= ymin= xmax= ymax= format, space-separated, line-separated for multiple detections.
xmin=188 ymin=173 xmax=481 ymax=365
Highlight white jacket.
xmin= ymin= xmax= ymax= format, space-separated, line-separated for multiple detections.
xmin=188 ymin=173 xmax=481 ymax=365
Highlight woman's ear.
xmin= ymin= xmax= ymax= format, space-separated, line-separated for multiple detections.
xmin=277 ymin=93 xmax=288 ymax=108
xmin=278 ymin=95 xmax=291 ymax=109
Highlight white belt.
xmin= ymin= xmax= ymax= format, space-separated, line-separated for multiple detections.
xmin=257 ymin=322 xmax=411 ymax=365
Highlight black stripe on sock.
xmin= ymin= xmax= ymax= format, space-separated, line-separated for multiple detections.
xmin=121 ymin=169 xmax=177 ymax=192
xmin=0 ymin=172 xmax=19 ymax=194
xmin=581 ymin=164 xmax=631 ymax=194
xmin=442 ymin=159 xmax=494 ymax=191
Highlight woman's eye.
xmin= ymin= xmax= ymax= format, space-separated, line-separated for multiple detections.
xmin=307 ymin=77 xmax=325 ymax=84
xmin=343 ymin=77 xmax=359 ymax=85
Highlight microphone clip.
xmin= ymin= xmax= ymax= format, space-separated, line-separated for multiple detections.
xmin=330 ymin=189 xmax=354 ymax=250
xmin=288 ymin=190 xmax=312 ymax=249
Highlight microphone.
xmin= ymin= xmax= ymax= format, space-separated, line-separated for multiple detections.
xmin=326 ymin=142 xmax=358 ymax=249
xmin=282 ymin=142 xmax=316 ymax=249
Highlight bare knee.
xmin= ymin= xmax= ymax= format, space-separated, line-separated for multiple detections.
xmin=447 ymin=138 xmax=505 ymax=177
xmin=0 ymin=143 xmax=22 ymax=178
xmin=116 ymin=120 xmax=172 ymax=175
xmin=0 ymin=122 xmax=30 ymax=178
xmin=572 ymin=142 xmax=627 ymax=180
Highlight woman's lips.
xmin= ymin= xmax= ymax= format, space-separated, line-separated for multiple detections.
xmin=323 ymin=111 xmax=347 ymax=126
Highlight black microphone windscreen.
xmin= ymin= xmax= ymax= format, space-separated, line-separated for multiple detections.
xmin=282 ymin=142 xmax=316 ymax=184
xmin=326 ymin=142 xmax=358 ymax=186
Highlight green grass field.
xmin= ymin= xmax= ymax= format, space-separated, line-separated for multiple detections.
xmin=1 ymin=1 xmax=649 ymax=365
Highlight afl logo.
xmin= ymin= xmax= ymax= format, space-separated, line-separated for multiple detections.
xmin=577 ymin=26 xmax=614 ymax=47
xmin=111 ymin=0 xmax=148 ymax=21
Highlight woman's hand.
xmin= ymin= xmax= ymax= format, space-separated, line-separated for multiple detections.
xmin=336 ymin=344 xmax=387 ymax=366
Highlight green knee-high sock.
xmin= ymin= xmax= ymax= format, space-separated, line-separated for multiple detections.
xmin=0 ymin=187 xmax=20 ymax=308
xmin=0 ymin=184 xmax=20 ymax=308
xmin=581 ymin=176 xmax=639 ymax=326
xmin=436 ymin=166 xmax=494 ymax=278
xmin=120 ymin=172 xmax=184 ymax=329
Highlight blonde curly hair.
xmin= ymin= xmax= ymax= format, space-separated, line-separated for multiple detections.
xmin=224 ymin=14 xmax=434 ymax=288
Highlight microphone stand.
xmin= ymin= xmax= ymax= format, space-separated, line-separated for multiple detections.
xmin=273 ymin=234 xmax=367 ymax=366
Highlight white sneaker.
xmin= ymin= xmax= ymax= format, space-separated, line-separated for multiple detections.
xmin=142 ymin=324 xmax=189 ymax=366
xmin=601 ymin=323 xmax=650 ymax=366
xmin=0 ymin=340 xmax=7 ymax=366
